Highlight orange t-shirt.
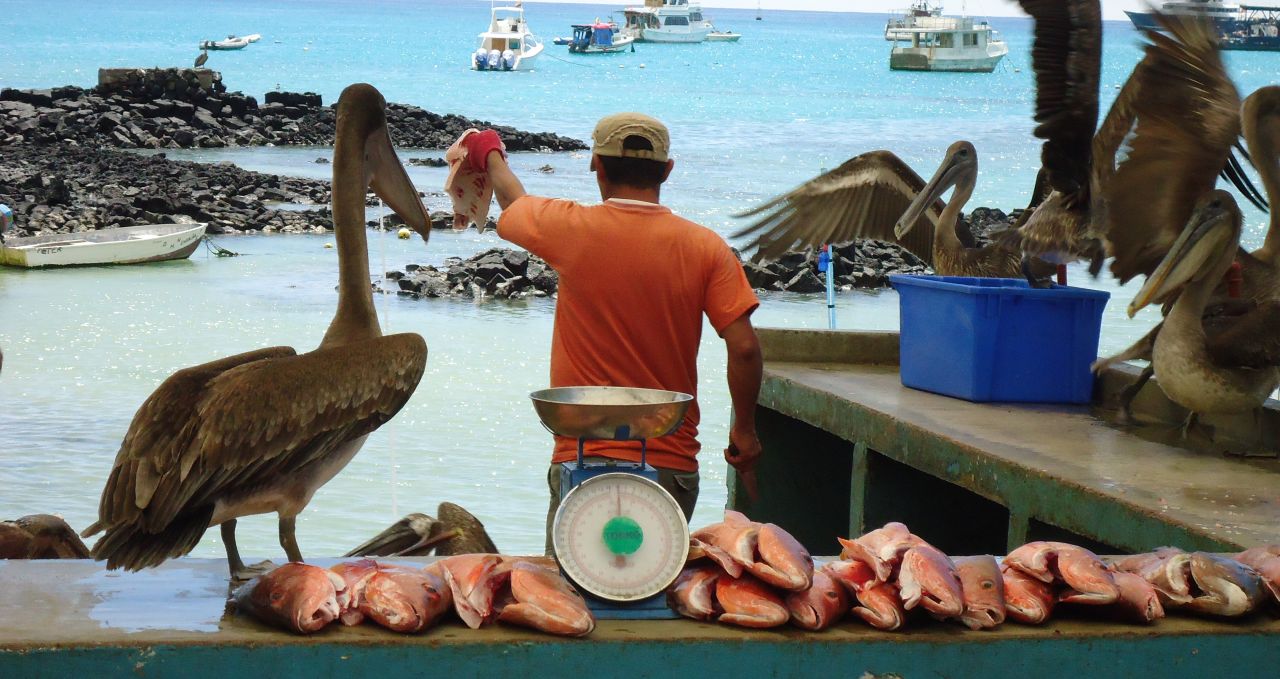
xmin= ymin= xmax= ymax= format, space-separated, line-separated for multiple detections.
xmin=498 ymin=196 xmax=759 ymax=472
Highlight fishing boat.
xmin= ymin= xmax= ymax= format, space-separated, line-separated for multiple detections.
xmin=472 ymin=4 xmax=544 ymax=71
xmin=567 ymin=22 xmax=635 ymax=53
xmin=1220 ymin=5 xmax=1280 ymax=50
xmin=885 ymin=2 xmax=1008 ymax=73
xmin=199 ymin=34 xmax=258 ymax=51
xmin=0 ymin=223 xmax=207 ymax=268
xmin=620 ymin=0 xmax=712 ymax=44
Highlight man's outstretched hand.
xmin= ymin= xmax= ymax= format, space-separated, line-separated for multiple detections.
xmin=725 ymin=426 xmax=762 ymax=503
xmin=463 ymin=129 xmax=507 ymax=173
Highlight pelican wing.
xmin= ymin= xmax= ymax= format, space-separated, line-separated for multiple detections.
xmin=1206 ymin=302 xmax=1280 ymax=368
xmin=95 ymin=334 xmax=426 ymax=536
xmin=732 ymin=151 xmax=940 ymax=264
xmin=1018 ymin=0 xmax=1102 ymax=199
xmin=1106 ymin=14 xmax=1241 ymax=283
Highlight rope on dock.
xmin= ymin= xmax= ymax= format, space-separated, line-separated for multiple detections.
xmin=201 ymin=235 xmax=240 ymax=257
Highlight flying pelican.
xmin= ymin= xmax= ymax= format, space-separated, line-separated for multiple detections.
xmin=81 ymin=83 xmax=432 ymax=579
xmin=732 ymin=1 xmax=1099 ymax=281
xmin=194 ymin=49 xmax=208 ymax=68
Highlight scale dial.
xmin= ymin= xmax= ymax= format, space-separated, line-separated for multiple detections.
xmin=553 ymin=473 xmax=690 ymax=602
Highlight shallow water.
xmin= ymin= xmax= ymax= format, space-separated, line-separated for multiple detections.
xmin=1 ymin=0 xmax=1277 ymax=558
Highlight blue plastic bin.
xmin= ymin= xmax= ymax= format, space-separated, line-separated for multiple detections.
xmin=888 ymin=275 xmax=1110 ymax=404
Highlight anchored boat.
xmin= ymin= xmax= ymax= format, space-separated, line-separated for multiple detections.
xmin=0 ymin=223 xmax=207 ymax=268
xmin=199 ymin=34 xmax=259 ymax=51
xmin=621 ymin=0 xmax=712 ymax=44
xmin=885 ymin=1 xmax=1008 ymax=73
xmin=472 ymin=4 xmax=544 ymax=71
xmin=567 ymin=22 xmax=635 ymax=54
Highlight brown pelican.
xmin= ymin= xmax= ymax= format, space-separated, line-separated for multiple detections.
xmin=194 ymin=50 xmax=208 ymax=69
xmin=0 ymin=514 xmax=91 ymax=559
xmin=81 ymin=83 xmax=432 ymax=579
xmin=1093 ymin=19 xmax=1278 ymax=420
xmin=346 ymin=502 xmax=498 ymax=557
xmin=732 ymin=1 xmax=1100 ymax=281
xmin=1127 ymin=191 xmax=1280 ymax=429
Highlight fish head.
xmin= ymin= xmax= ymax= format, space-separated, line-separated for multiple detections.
xmin=752 ymin=523 xmax=813 ymax=591
xmin=1001 ymin=565 xmax=1056 ymax=625
xmin=435 ymin=554 xmax=508 ymax=628
xmin=851 ymin=581 xmax=907 ymax=631
xmin=822 ymin=558 xmax=877 ymax=593
xmin=667 ymin=564 xmax=723 ymax=621
xmin=1004 ymin=541 xmax=1056 ymax=583
xmin=715 ymin=573 xmax=790 ymax=628
xmin=784 ymin=570 xmax=848 ymax=631
xmin=234 ymin=562 xmax=341 ymax=634
xmin=361 ymin=564 xmax=451 ymax=633
xmin=1186 ymin=552 xmax=1267 ymax=617
xmin=1049 ymin=543 xmax=1118 ymax=605
xmin=1110 ymin=571 xmax=1165 ymax=623
xmin=898 ymin=545 xmax=964 ymax=618
xmin=953 ymin=555 xmax=1005 ymax=630
xmin=502 ymin=562 xmax=595 ymax=636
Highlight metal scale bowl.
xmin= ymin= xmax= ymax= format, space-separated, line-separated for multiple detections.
xmin=530 ymin=386 xmax=693 ymax=619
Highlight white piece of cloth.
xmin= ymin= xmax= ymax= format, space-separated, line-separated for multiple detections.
xmin=444 ymin=129 xmax=495 ymax=231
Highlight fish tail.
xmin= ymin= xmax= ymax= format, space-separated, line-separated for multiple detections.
xmin=90 ymin=506 xmax=214 ymax=571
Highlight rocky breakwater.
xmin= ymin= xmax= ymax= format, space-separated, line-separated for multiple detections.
xmin=0 ymin=145 xmax=333 ymax=236
xmin=389 ymin=248 xmax=558 ymax=300
xmin=738 ymin=207 xmax=1018 ymax=293
xmin=0 ymin=68 xmax=588 ymax=152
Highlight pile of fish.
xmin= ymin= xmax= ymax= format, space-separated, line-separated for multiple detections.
xmin=667 ymin=517 xmax=1280 ymax=632
xmin=232 ymin=554 xmax=593 ymax=636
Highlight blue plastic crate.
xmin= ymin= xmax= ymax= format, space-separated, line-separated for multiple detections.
xmin=888 ymin=275 xmax=1110 ymax=404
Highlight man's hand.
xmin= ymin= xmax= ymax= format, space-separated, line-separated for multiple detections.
xmin=462 ymin=129 xmax=506 ymax=173
xmin=725 ymin=425 xmax=762 ymax=503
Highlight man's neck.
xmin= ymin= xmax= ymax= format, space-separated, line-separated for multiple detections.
xmin=601 ymin=186 xmax=661 ymax=204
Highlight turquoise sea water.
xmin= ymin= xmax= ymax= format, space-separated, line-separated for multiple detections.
xmin=1 ymin=1 xmax=1278 ymax=558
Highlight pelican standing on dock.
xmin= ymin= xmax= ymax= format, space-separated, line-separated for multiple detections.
xmin=82 ymin=83 xmax=432 ymax=579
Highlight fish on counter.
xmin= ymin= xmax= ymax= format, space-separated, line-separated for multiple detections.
xmin=668 ymin=564 xmax=723 ymax=621
xmin=232 ymin=562 xmax=343 ymax=634
xmin=1001 ymin=564 xmax=1056 ymax=625
xmin=898 ymin=544 xmax=964 ymax=619
xmin=330 ymin=559 xmax=379 ymax=626
xmin=0 ymin=514 xmax=91 ymax=559
xmin=821 ymin=559 xmax=907 ymax=631
xmin=1182 ymin=552 xmax=1269 ymax=617
xmin=714 ymin=572 xmax=790 ymax=628
xmin=359 ymin=562 xmax=452 ymax=633
xmin=952 ymin=555 xmax=1005 ymax=630
xmin=1005 ymin=541 xmax=1119 ymax=604
xmin=1101 ymin=572 xmax=1165 ymax=624
xmin=784 ymin=568 xmax=848 ymax=631
xmin=837 ymin=521 xmax=922 ymax=584
xmin=435 ymin=553 xmax=508 ymax=629
xmin=1111 ymin=547 xmax=1193 ymax=606
xmin=690 ymin=511 xmax=813 ymax=591
xmin=1234 ymin=545 xmax=1280 ymax=604
xmin=496 ymin=561 xmax=595 ymax=637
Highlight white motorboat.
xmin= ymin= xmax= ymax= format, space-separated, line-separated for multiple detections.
xmin=621 ymin=0 xmax=712 ymax=43
xmin=885 ymin=2 xmax=1008 ymax=73
xmin=0 ymin=223 xmax=207 ymax=268
xmin=706 ymin=29 xmax=741 ymax=42
xmin=199 ymin=34 xmax=256 ymax=51
xmin=472 ymin=4 xmax=544 ymax=71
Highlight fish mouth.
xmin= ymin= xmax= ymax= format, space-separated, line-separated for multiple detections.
xmin=294 ymin=592 xmax=341 ymax=633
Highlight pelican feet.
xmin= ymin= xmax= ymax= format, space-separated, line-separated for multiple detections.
xmin=231 ymin=560 xmax=279 ymax=583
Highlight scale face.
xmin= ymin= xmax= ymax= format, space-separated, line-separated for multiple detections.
xmin=553 ymin=472 xmax=690 ymax=604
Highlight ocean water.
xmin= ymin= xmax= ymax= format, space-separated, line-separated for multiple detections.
xmin=1 ymin=1 xmax=1277 ymax=558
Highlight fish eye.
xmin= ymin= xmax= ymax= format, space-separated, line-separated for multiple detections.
xmin=269 ymin=590 xmax=285 ymax=602
xmin=982 ymin=581 xmax=994 ymax=590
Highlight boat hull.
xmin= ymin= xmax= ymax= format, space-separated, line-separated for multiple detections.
xmin=637 ymin=26 xmax=711 ymax=43
xmin=0 ymin=223 xmax=207 ymax=268
xmin=1125 ymin=9 xmax=1239 ymax=31
xmin=890 ymin=48 xmax=1006 ymax=73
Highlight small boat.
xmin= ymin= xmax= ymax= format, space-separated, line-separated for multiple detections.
xmin=472 ymin=4 xmax=544 ymax=71
xmin=0 ymin=223 xmax=207 ymax=268
xmin=706 ymin=29 xmax=741 ymax=42
xmin=884 ymin=2 xmax=1008 ymax=73
xmin=200 ymin=35 xmax=253 ymax=51
xmin=567 ymin=22 xmax=635 ymax=53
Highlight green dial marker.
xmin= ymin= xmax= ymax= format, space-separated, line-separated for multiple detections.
xmin=602 ymin=516 xmax=644 ymax=555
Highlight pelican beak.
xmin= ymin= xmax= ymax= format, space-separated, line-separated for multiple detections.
xmin=1127 ymin=194 xmax=1238 ymax=318
xmin=896 ymin=152 xmax=970 ymax=239
xmin=366 ymin=125 xmax=431 ymax=243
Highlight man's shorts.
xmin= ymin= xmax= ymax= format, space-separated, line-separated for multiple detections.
xmin=543 ymin=457 xmax=699 ymax=557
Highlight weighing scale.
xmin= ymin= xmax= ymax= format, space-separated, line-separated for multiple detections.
xmin=529 ymin=386 xmax=694 ymax=620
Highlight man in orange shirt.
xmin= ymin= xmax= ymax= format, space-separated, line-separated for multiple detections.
xmin=462 ymin=114 xmax=763 ymax=553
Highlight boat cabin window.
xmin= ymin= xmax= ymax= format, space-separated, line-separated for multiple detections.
xmin=963 ymin=33 xmax=977 ymax=46
xmin=665 ymin=16 xmax=689 ymax=26
xmin=690 ymin=11 xmax=703 ymax=22
xmin=937 ymin=33 xmax=954 ymax=48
